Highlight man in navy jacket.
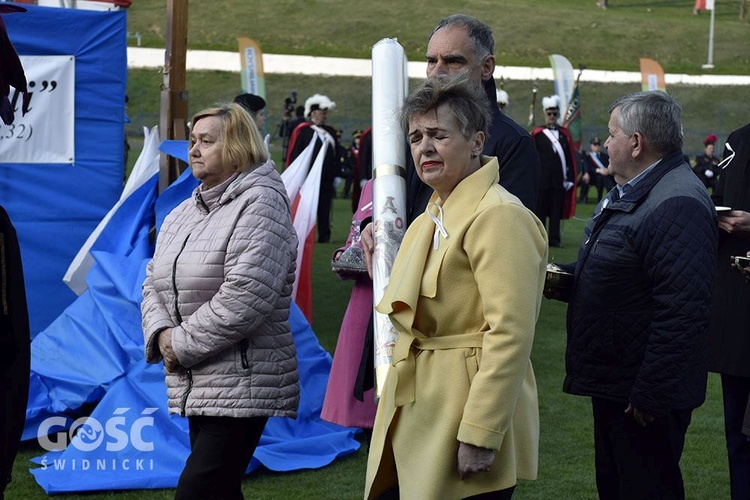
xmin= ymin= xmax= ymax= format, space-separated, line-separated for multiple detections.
xmin=405 ymin=14 xmax=540 ymax=223
xmin=563 ymin=92 xmax=718 ymax=499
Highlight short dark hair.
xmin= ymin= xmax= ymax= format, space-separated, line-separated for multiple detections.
xmin=233 ymin=93 xmax=266 ymax=117
xmin=430 ymin=14 xmax=494 ymax=60
xmin=400 ymin=74 xmax=491 ymax=139
xmin=609 ymin=91 xmax=683 ymax=154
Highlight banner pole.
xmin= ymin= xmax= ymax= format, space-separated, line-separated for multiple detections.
xmin=702 ymin=5 xmax=716 ymax=69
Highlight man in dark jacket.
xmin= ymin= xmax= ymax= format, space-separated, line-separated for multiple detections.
xmin=405 ymin=14 xmax=540 ymax=223
xmin=563 ymin=91 xmax=718 ymax=499
xmin=0 ymin=205 xmax=30 ymax=500
xmin=709 ymin=121 xmax=750 ymax=500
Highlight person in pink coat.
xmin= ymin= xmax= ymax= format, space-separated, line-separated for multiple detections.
xmin=321 ymin=181 xmax=378 ymax=429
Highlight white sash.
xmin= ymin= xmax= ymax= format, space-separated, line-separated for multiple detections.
xmin=589 ymin=151 xmax=606 ymax=171
xmin=310 ymin=124 xmax=335 ymax=147
xmin=542 ymin=128 xmax=568 ymax=181
xmin=719 ymin=142 xmax=735 ymax=170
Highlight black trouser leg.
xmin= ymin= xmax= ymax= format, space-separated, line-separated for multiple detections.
xmin=592 ymin=397 xmax=691 ymax=500
xmin=175 ymin=416 xmax=268 ymax=500
xmin=317 ymin=187 xmax=334 ymax=242
xmin=721 ymin=374 xmax=750 ymax=500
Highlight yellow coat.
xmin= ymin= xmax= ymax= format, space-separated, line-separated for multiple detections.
xmin=365 ymin=157 xmax=548 ymax=499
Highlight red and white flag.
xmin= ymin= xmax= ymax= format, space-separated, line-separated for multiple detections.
xmin=280 ymin=128 xmax=333 ymax=323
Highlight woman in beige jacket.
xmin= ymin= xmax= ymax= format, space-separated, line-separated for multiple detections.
xmin=365 ymin=76 xmax=548 ymax=499
xmin=141 ymin=103 xmax=298 ymax=500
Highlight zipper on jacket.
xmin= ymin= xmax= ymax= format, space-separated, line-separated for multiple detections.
xmin=196 ymin=192 xmax=210 ymax=213
xmin=172 ymin=233 xmax=191 ymax=324
xmin=239 ymin=338 xmax=250 ymax=370
xmin=180 ymin=369 xmax=193 ymax=417
xmin=172 ymin=233 xmax=192 ymax=416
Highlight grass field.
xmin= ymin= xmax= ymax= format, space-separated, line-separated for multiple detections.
xmin=7 ymin=0 xmax=746 ymax=498
xmin=125 ymin=0 xmax=750 ymax=75
xmin=123 ymin=5 xmax=750 ymax=164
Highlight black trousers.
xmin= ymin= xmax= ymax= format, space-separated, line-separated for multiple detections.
xmin=592 ymin=397 xmax=692 ymax=500
xmin=579 ymin=178 xmax=591 ymax=203
xmin=534 ymin=186 xmax=564 ymax=245
xmin=317 ymin=186 xmax=334 ymax=242
xmin=720 ymin=374 xmax=750 ymax=500
xmin=174 ymin=415 xmax=268 ymax=500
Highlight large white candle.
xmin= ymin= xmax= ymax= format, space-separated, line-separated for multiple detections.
xmin=371 ymin=38 xmax=408 ymax=399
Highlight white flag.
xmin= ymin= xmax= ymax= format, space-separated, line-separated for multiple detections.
xmin=63 ymin=126 xmax=160 ymax=295
xmin=549 ymin=54 xmax=575 ymax=121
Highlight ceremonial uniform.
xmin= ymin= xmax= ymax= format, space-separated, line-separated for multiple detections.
xmin=532 ymin=123 xmax=576 ymax=247
xmin=582 ymin=149 xmax=612 ymax=202
xmin=285 ymin=94 xmax=340 ymax=243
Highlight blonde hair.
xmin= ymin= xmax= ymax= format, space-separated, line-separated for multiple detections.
xmin=190 ymin=102 xmax=268 ymax=171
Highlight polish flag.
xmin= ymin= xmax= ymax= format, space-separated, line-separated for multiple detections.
xmin=280 ymin=129 xmax=332 ymax=324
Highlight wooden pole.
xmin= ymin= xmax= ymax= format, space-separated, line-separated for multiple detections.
xmin=158 ymin=0 xmax=189 ymax=193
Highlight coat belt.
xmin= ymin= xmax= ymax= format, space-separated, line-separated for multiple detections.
xmin=392 ymin=330 xmax=485 ymax=407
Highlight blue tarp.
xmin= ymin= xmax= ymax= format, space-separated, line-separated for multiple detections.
xmin=25 ymin=162 xmax=359 ymax=493
xmin=2 ymin=4 xmax=127 ymax=336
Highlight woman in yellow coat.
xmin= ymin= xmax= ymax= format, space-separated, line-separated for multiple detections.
xmin=365 ymin=75 xmax=548 ymax=499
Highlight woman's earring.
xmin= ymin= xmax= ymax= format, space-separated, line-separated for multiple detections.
xmin=471 ymin=153 xmax=478 ymax=159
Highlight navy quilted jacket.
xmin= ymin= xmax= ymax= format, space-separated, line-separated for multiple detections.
xmin=564 ymin=151 xmax=718 ymax=416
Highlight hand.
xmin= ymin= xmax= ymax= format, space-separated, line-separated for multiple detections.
xmin=157 ymin=328 xmax=180 ymax=373
xmin=625 ymin=403 xmax=654 ymax=427
xmin=563 ymin=181 xmax=574 ymax=191
xmin=718 ymin=210 xmax=750 ymax=235
xmin=730 ymin=252 xmax=750 ymax=282
xmin=331 ymin=248 xmax=345 ymax=263
xmin=704 ymin=169 xmax=714 ymax=179
xmin=596 ymin=167 xmax=608 ymax=175
xmin=582 ymin=173 xmax=590 ymax=184
xmin=543 ymin=284 xmax=571 ymax=302
xmin=360 ymin=222 xmax=375 ymax=279
xmin=457 ymin=442 xmax=495 ymax=480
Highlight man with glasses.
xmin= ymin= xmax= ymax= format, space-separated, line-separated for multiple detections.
xmin=532 ymin=95 xmax=576 ymax=247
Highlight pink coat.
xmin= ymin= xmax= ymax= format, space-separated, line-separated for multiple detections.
xmin=321 ymin=181 xmax=377 ymax=428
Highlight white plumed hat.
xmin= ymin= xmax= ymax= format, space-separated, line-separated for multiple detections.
xmin=542 ymin=95 xmax=560 ymax=110
xmin=304 ymin=94 xmax=336 ymax=117
xmin=496 ymin=89 xmax=509 ymax=105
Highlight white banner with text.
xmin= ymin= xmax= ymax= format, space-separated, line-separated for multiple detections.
xmin=0 ymin=55 xmax=75 ymax=164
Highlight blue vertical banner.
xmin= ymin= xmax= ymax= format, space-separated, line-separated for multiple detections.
xmin=1 ymin=4 xmax=127 ymax=336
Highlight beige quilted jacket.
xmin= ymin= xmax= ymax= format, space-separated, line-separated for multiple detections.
xmin=141 ymin=161 xmax=299 ymax=418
